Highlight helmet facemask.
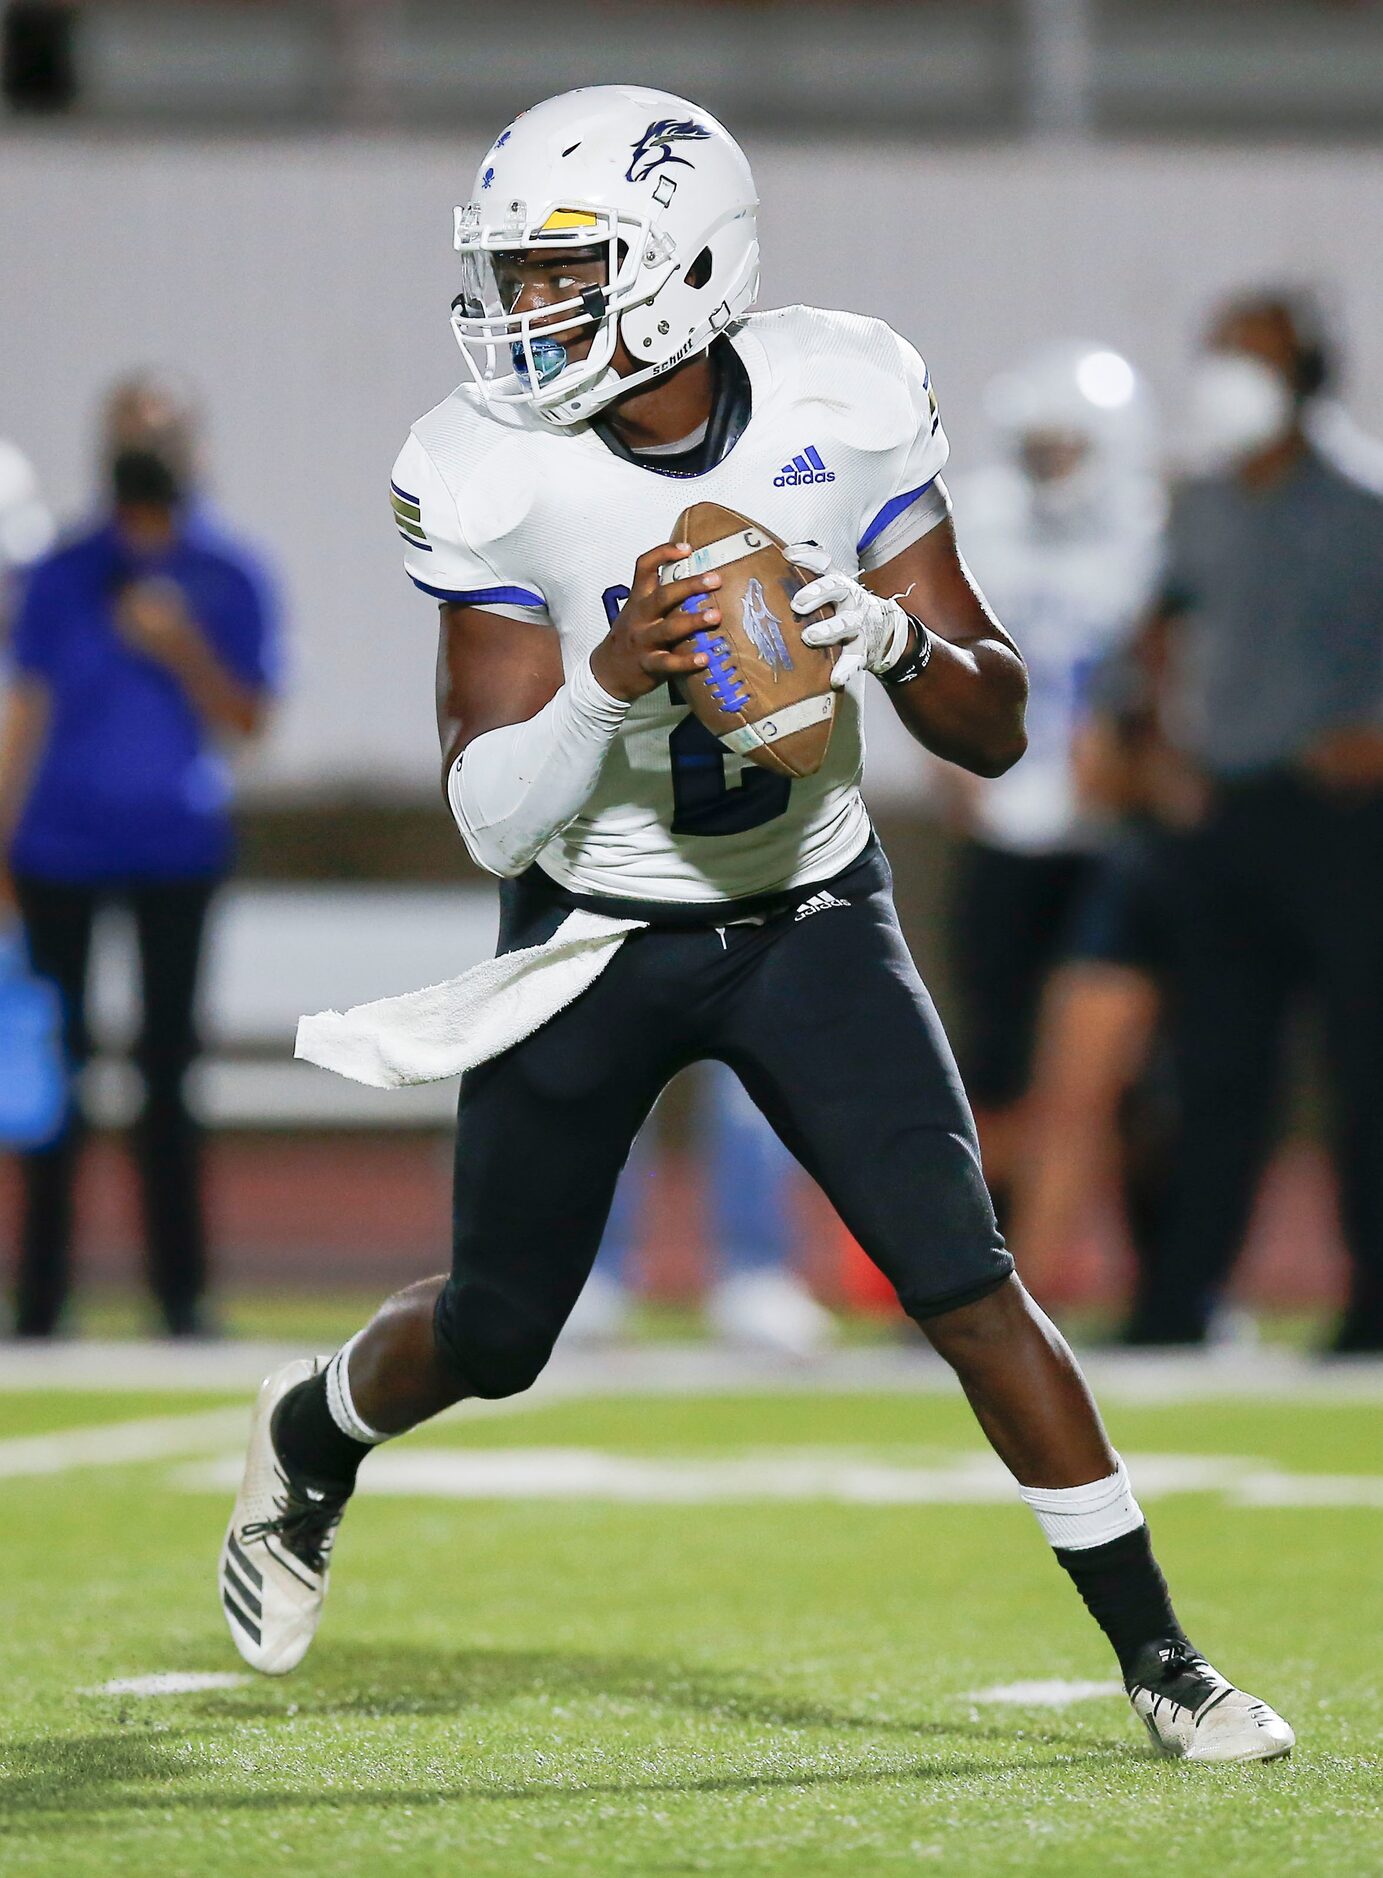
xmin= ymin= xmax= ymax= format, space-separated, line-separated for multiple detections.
xmin=451 ymin=199 xmax=678 ymax=425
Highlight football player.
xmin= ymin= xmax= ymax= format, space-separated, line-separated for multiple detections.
xmin=220 ymin=86 xmax=1291 ymax=1763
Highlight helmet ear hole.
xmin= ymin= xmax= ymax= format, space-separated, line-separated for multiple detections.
xmin=684 ymin=246 xmax=713 ymax=289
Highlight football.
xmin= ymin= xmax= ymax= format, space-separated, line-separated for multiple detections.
xmin=662 ymin=502 xmax=837 ymax=779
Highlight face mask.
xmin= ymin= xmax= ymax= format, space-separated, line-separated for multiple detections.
xmin=110 ymin=446 xmax=182 ymax=508
xmin=1186 ymin=353 xmax=1293 ymax=471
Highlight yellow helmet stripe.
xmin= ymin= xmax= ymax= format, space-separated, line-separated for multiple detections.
xmin=539 ymin=209 xmax=599 ymax=232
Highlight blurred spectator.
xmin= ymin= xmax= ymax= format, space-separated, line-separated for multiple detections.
xmin=1007 ymin=718 xmax=1182 ymax=1314
xmin=0 ymin=373 xmax=279 ymax=1338
xmin=1 ymin=2 xmax=77 ymax=115
xmin=568 ymin=1062 xmax=837 ymax=1357
xmin=941 ymin=342 xmax=1164 ymax=1231
xmin=1123 ymin=291 xmax=1383 ymax=1354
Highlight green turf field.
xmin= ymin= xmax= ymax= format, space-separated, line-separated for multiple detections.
xmin=2 ymin=1379 xmax=1379 ymax=1875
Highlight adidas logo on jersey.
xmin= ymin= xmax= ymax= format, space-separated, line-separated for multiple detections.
xmin=775 ymin=445 xmax=836 ymax=487
xmin=794 ymin=890 xmax=850 ymax=921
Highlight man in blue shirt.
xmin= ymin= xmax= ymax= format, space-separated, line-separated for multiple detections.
xmin=0 ymin=373 xmax=279 ymax=1336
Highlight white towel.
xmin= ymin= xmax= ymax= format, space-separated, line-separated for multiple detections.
xmin=294 ymin=909 xmax=645 ymax=1089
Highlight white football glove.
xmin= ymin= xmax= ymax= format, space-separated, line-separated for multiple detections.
xmin=787 ymin=543 xmax=913 ymax=689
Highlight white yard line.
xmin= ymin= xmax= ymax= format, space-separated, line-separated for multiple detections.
xmin=0 ymin=1406 xmax=252 ymax=1479
xmin=1 ymin=1393 xmax=1378 ymax=1509
xmin=0 ymin=1388 xmax=550 ymax=1483
xmin=175 ymin=1445 xmax=1383 ymax=1509
xmin=3 ymin=1339 xmax=1382 ymax=1401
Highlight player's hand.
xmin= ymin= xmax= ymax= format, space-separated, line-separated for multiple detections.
xmin=787 ymin=543 xmax=914 ymax=689
xmin=589 ymin=541 xmax=722 ymax=703
xmin=114 ymin=577 xmax=199 ymax=670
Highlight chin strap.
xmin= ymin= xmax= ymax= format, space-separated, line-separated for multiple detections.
xmin=543 ymin=318 xmax=725 ymax=427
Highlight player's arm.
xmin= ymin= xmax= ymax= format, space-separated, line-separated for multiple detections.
xmin=436 ymin=545 xmax=720 ymax=877
xmin=861 ymin=518 xmax=1028 ymax=777
xmin=790 ymin=524 xmax=1027 ymax=777
xmin=789 ymin=329 xmax=1024 ymax=776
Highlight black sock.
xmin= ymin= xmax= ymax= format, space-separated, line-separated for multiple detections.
xmin=1054 ymin=1522 xmax=1186 ymax=1681
xmin=272 ymin=1372 xmax=372 ymax=1493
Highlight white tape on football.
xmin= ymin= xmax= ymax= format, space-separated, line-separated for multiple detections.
xmin=720 ymin=693 xmax=835 ymax=755
xmin=663 ymin=529 xmax=769 ymax=583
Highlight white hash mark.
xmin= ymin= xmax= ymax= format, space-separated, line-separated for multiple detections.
xmin=87 ymin=1672 xmax=251 ymax=1696
xmin=964 ymin=1680 xmax=1124 ymax=1707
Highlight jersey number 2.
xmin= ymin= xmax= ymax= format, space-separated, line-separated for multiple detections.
xmin=602 ymin=583 xmax=791 ymax=837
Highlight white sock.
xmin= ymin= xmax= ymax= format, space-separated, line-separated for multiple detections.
xmin=1018 ymin=1455 xmax=1144 ymax=1552
xmin=324 ymin=1332 xmax=389 ymax=1446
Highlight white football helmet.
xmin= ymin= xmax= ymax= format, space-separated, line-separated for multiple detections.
xmin=983 ymin=341 xmax=1156 ymax=524
xmin=985 ymin=343 xmax=1154 ymax=461
xmin=450 ymin=85 xmax=760 ymax=426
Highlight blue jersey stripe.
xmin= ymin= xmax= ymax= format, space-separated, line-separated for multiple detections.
xmin=409 ymin=576 xmax=546 ymax=607
xmin=856 ymin=478 xmax=936 ymax=556
xmin=390 ymin=480 xmax=420 ymax=504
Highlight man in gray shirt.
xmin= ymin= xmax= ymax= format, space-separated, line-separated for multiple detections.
xmin=1127 ymin=292 xmax=1383 ymax=1353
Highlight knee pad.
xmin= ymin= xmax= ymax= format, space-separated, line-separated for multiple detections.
xmin=432 ymin=1279 xmax=557 ymax=1400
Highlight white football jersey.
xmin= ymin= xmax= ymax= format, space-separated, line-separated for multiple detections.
xmin=949 ymin=464 xmax=1164 ymax=854
xmin=392 ymin=304 xmax=948 ymax=903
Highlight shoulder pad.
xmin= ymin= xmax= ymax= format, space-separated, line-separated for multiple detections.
xmin=409 ymin=390 xmax=550 ymax=555
xmin=749 ymin=305 xmax=933 ymax=456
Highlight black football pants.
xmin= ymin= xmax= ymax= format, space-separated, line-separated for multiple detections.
xmin=12 ymin=875 xmax=217 ymax=1336
xmin=434 ymin=842 xmax=1012 ymax=1396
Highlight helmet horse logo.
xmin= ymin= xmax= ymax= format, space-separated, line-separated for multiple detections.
xmin=741 ymin=579 xmax=794 ymax=677
xmin=626 ymin=118 xmax=712 ymax=184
